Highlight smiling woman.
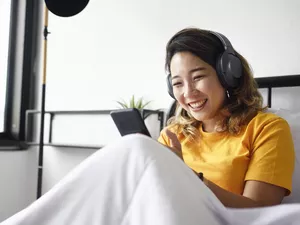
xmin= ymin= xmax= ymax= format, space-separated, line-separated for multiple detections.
xmin=159 ymin=27 xmax=295 ymax=208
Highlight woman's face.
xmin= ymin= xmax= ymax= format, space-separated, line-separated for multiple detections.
xmin=170 ymin=51 xmax=226 ymax=130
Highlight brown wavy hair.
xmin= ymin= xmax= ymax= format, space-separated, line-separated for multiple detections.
xmin=165 ymin=28 xmax=266 ymax=138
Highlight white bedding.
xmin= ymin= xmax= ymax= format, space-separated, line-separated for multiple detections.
xmin=1 ymin=134 xmax=300 ymax=225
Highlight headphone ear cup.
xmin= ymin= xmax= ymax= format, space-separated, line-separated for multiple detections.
xmin=217 ymin=52 xmax=243 ymax=89
xmin=216 ymin=53 xmax=228 ymax=89
xmin=166 ymin=74 xmax=175 ymax=99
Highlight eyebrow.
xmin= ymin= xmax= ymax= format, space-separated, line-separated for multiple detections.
xmin=171 ymin=67 xmax=207 ymax=80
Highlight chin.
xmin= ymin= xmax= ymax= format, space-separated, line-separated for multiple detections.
xmin=189 ymin=110 xmax=212 ymax=122
xmin=192 ymin=114 xmax=210 ymax=122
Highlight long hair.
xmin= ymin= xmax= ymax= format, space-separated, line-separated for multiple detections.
xmin=165 ymin=28 xmax=265 ymax=139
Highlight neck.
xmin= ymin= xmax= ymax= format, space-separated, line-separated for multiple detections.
xmin=202 ymin=114 xmax=226 ymax=133
xmin=202 ymin=120 xmax=217 ymax=133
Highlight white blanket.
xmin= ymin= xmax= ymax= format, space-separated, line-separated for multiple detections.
xmin=1 ymin=134 xmax=300 ymax=225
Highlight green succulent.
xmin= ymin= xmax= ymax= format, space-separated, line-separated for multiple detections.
xmin=116 ymin=95 xmax=151 ymax=109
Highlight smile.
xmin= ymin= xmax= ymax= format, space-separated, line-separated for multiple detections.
xmin=188 ymin=99 xmax=207 ymax=111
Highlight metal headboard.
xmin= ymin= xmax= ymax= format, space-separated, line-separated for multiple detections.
xmin=256 ymin=74 xmax=300 ymax=108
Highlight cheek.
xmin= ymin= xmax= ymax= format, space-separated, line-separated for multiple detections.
xmin=174 ymin=91 xmax=189 ymax=109
xmin=174 ymin=91 xmax=184 ymax=103
xmin=197 ymin=79 xmax=225 ymax=102
xmin=209 ymin=84 xmax=226 ymax=105
xmin=194 ymin=79 xmax=214 ymax=94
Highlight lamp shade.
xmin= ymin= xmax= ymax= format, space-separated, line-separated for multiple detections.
xmin=45 ymin=0 xmax=89 ymax=17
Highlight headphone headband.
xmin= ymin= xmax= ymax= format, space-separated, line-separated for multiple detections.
xmin=208 ymin=31 xmax=235 ymax=54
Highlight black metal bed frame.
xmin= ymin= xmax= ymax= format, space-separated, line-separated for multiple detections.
xmin=26 ymin=109 xmax=164 ymax=150
xmin=255 ymin=74 xmax=300 ymax=108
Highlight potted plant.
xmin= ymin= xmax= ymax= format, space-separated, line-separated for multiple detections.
xmin=116 ymin=95 xmax=151 ymax=110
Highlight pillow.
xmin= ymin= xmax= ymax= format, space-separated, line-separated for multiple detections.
xmin=268 ymin=108 xmax=300 ymax=203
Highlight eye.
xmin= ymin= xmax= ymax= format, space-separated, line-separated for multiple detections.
xmin=193 ymin=75 xmax=204 ymax=81
xmin=172 ymin=81 xmax=182 ymax=87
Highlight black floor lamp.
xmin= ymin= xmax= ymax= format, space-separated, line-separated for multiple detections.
xmin=36 ymin=0 xmax=90 ymax=199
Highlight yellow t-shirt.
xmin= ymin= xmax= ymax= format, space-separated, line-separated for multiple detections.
xmin=158 ymin=112 xmax=295 ymax=195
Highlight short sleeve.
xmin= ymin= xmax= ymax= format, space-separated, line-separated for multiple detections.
xmin=245 ymin=118 xmax=295 ymax=195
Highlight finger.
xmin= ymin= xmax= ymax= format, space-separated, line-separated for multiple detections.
xmin=165 ymin=129 xmax=177 ymax=141
xmin=165 ymin=130 xmax=181 ymax=149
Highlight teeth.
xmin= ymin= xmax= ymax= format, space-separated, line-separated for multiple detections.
xmin=189 ymin=100 xmax=206 ymax=108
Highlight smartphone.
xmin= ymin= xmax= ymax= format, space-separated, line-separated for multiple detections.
xmin=110 ymin=108 xmax=151 ymax=137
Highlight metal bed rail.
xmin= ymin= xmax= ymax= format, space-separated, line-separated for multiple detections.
xmin=26 ymin=109 xmax=164 ymax=149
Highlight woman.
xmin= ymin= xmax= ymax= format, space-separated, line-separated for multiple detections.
xmin=158 ymin=27 xmax=295 ymax=208
xmin=2 ymin=28 xmax=297 ymax=225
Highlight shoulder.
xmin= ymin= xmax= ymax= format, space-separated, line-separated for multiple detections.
xmin=244 ymin=111 xmax=293 ymax=150
xmin=247 ymin=111 xmax=291 ymax=132
xmin=245 ymin=111 xmax=294 ymax=157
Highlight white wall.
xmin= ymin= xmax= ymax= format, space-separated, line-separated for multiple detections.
xmin=42 ymin=146 xmax=97 ymax=194
xmin=0 ymin=148 xmax=38 ymax=221
xmin=1 ymin=0 xmax=300 ymax=221
xmin=0 ymin=146 xmax=97 ymax=222
xmin=45 ymin=0 xmax=300 ymax=111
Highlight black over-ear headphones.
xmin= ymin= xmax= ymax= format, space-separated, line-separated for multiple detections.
xmin=166 ymin=31 xmax=243 ymax=99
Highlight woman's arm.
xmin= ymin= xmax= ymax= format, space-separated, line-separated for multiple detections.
xmin=204 ymin=178 xmax=286 ymax=208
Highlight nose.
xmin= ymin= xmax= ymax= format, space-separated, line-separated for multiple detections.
xmin=183 ymin=82 xmax=197 ymax=98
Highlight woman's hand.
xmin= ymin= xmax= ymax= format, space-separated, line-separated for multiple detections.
xmin=164 ymin=129 xmax=183 ymax=160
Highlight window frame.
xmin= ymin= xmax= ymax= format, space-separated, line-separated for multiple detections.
xmin=0 ymin=0 xmax=42 ymax=150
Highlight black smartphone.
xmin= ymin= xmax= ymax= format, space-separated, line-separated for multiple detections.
xmin=110 ymin=108 xmax=151 ymax=137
